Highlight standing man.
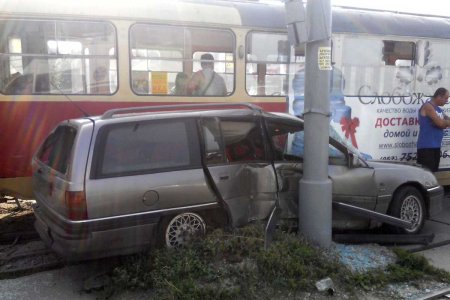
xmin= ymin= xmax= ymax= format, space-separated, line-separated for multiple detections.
xmin=417 ymin=87 xmax=450 ymax=172
xmin=187 ymin=53 xmax=227 ymax=96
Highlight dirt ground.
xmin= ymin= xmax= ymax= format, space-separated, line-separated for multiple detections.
xmin=0 ymin=198 xmax=36 ymax=241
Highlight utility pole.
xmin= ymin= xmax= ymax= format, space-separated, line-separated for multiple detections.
xmin=286 ymin=0 xmax=332 ymax=247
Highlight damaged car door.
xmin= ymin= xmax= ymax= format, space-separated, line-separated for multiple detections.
xmin=200 ymin=117 xmax=277 ymax=227
xmin=265 ymin=116 xmax=378 ymax=229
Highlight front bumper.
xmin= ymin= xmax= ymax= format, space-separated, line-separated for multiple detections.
xmin=427 ymin=185 xmax=445 ymax=219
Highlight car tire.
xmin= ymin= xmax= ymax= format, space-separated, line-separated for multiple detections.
xmin=159 ymin=212 xmax=206 ymax=248
xmin=387 ymin=186 xmax=425 ymax=234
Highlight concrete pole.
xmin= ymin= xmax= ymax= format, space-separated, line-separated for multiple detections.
xmin=298 ymin=0 xmax=332 ymax=247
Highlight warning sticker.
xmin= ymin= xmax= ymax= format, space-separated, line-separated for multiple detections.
xmin=151 ymin=71 xmax=168 ymax=94
xmin=318 ymin=47 xmax=332 ymax=70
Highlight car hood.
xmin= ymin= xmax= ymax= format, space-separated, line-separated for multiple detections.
xmin=366 ymin=160 xmax=439 ymax=189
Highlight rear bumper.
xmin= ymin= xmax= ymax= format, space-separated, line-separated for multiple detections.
xmin=33 ymin=203 xmax=158 ymax=260
xmin=32 ymin=201 xmax=220 ymax=260
xmin=427 ymin=185 xmax=445 ymax=218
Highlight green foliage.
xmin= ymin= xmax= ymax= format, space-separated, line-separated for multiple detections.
xmin=350 ymin=247 xmax=450 ymax=291
xmin=256 ymin=233 xmax=344 ymax=290
xmin=393 ymin=248 xmax=450 ymax=282
xmin=394 ymin=248 xmax=430 ymax=271
xmin=107 ymin=226 xmax=450 ymax=299
xmin=198 ymin=225 xmax=265 ymax=263
xmin=110 ymin=254 xmax=154 ymax=290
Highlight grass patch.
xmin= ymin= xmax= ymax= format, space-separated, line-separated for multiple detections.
xmin=350 ymin=248 xmax=450 ymax=290
xmin=105 ymin=225 xmax=450 ymax=299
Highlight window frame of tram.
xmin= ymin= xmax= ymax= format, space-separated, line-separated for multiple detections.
xmin=245 ymin=31 xmax=293 ymax=97
xmin=339 ymin=36 xmax=416 ymax=97
xmin=0 ymin=19 xmax=118 ymax=95
xmin=129 ymin=23 xmax=235 ymax=96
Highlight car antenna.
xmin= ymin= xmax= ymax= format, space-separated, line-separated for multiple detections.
xmin=49 ymin=80 xmax=90 ymax=117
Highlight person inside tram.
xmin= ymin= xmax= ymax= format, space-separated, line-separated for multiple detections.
xmin=91 ymin=66 xmax=110 ymax=94
xmin=3 ymin=73 xmax=33 ymax=94
xmin=187 ymin=53 xmax=227 ymax=96
xmin=172 ymin=72 xmax=189 ymax=95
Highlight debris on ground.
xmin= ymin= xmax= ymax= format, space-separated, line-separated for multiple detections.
xmin=379 ymin=281 xmax=450 ymax=299
xmin=83 ymin=273 xmax=111 ymax=292
xmin=333 ymin=243 xmax=397 ymax=273
xmin=315 ymin=277 xmax=335 ymax=295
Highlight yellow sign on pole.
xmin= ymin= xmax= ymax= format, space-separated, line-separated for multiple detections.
xmin=318 ymin=47 xmax=332 ymax=71
xmin=151 ymin=72 xmax=168 ymax=94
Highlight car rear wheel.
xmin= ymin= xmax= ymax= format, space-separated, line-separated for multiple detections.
xmin=160 ymin=212 xmax=206 ymax=248
xmin=387 ymin=186 xmax=425 ymax=234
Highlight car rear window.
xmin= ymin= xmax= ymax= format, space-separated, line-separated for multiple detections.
xmin=36 ymin=125 xmax=77 ymax=174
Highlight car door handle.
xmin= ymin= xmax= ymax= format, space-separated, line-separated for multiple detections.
xmin=219 ymin=175 xmax=229 ymax=180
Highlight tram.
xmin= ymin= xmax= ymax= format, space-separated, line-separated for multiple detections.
xmin=2 ymin=0 xmax=450 ymax=198
xmin=311 ymin=7 xmax=450 ymax=185
xmin=0 ymin=0 xmax=293 ymax=198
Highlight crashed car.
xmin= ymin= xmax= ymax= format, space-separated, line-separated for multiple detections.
xmin=32 ymin=104 xmax=443 ymax=259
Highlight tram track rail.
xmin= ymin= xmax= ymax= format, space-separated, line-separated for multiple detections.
xmin=0 ymin=230 xmax=63 ymax=278
xmin=0 ymin=230 xmax=40 ymax=245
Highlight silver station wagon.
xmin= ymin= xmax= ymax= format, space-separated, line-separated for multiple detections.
xmin=32 ymin=104 xmax=444 ymax=259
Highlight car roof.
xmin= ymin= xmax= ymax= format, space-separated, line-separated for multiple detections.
xmin=62 ymin=105 xmax=304 ymax=128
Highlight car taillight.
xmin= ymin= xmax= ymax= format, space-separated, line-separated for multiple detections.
xmin=65 ymin=191 xmax=88 ymax=220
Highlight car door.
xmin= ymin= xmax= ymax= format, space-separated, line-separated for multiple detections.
xmin=327 ymin=139 xmax=378 ymax=229
xmin=200 ymin=116 xmax=277 ymax=227
xmin=266 ymin=116 xmax=378 ymax=229
xmin=86 ymin=118 xmax=217 ymax=220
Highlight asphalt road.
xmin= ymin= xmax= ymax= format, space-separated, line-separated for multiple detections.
xmin=407 ymin=193 xmax=450 ymax=272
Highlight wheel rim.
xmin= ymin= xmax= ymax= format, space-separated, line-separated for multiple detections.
xmin=400 ymin=195 xmax=423 ymax=232
xmin=165 ymin=213 xmax=206 ymax=247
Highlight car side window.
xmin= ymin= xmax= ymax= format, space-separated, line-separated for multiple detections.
xmin=266 ymin=119 xmax=303 ymax=161
xmin=201 ymin=118 xmax=225 ymax=164
xmin=221 ymin=119 xmax=266 ymax=163
xmin=266 ymin=118 xmax=347 ymax=164
xmin=92 ymin=119 xmax=200 ymax=178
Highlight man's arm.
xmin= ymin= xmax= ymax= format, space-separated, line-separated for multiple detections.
xmin=423 ymin=103 xmax=450 ymax=128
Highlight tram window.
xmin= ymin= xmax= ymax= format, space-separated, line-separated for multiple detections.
xmin=131 ymin=48 xmax=183 ymax=94
xmin=8 ymin=38 xmax=23 ymax=75
xmin=130 ymin=24 xmax=234 ymax=96
xmin=246 ymin=32 xmax=292 ymax=97
xmin=382 ymin=41 xmax=414 ymax=66
xmin=340 ymin=37 xmax=415 ymax=97
xmin=192 ymin=51 xmax=233 ymax=95
xmin=0 ymin=19 xmax=117 ymax=95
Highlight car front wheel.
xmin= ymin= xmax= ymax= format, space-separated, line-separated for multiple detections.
xmin=160 ymin=212 xmax=206 ymax=248
xmin=387 ymin=186 xmax=425 ymax=234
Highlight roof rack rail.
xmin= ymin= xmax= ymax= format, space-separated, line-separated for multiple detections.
xmin=101 ymin=103 xmax=263 ymax=119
